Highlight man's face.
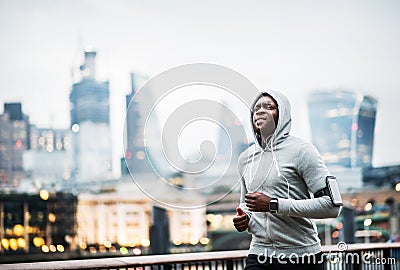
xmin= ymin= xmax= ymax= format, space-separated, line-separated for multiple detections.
xmin=252 ymin=95 xmax=279 ymax=137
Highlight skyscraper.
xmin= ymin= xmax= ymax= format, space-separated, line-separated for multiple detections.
xmin=0 ymin=103 xmax=29 ymax=189
xmin=69 ymin=49 xmax=112 ymax=182
xmin=70 ymin=50 xmax=109 ymax=125
xmin=308 ymin=90 xmax=377 ymax=168
xmin=124 ymin=73 xmax=154 ymax=174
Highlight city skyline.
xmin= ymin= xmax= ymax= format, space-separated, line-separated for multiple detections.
xmin=1 ymin=0 xmax=399 ymax=178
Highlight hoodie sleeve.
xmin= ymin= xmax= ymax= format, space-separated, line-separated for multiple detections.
xmin=278 ymin=197 xmax=340 ymax=219
xmin=277 ymin=142 xmax=342 ymax=219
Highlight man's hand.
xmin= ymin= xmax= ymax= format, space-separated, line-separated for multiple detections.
xmin=245 ymin=192 xmax=271 ymax=212
xmin=233 ymin=207 xmax=249 ymax=232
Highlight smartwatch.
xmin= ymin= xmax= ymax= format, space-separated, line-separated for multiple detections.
xmin=269 ymin=198 xmax=279 ymax=214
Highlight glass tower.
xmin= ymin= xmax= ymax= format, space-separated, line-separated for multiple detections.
xmin=69 ymin=50 xmax=112 ymax=182
xmin=308 ymin=90 xmax=377 ymax=168
xmin=124 ymin=73 xmax=155 ymax=174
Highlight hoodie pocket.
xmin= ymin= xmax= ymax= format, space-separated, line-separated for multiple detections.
xmin=270 ymin=215 xmax=318 ymax=248
xmin=247 ymin=212 xmax=268 ymax=239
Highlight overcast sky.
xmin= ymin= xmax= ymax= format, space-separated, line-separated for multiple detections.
xmin=1 ymin=0 xmax=399 ymax=176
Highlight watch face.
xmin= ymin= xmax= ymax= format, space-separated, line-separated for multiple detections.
xmin=270 ymin=200 xmax=278 ymax=211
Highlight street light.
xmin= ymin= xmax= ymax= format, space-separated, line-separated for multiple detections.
xmin=395 ymin=182 xmax=400 ymax=192
xmin=364 ymin=218 xmax=372 ymax=244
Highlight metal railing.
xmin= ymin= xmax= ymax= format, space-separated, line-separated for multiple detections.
xmin=1 ymin=243 xmax=399 ymax=270
xmin=321 ymin=243 xmax=400 ymax=270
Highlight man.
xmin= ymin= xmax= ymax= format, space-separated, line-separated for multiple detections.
xmin=233 ymin=90 xmax=342 ymax=269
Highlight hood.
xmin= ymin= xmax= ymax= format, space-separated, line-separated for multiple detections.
xmin=251 ymin=90 xmax=292 ymax=149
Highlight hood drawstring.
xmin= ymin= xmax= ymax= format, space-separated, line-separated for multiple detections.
xmin=248 ymin=149 xmax=256 ymax=190
xmin=271 ymin=142 xmax=281 ymax=177
xmin=248 ymin=145 xmax=272 ymax=192
xmin=267 ymin=135 xmax=290 ymax=199
xmin=264 ymin=135 xmax=280 ymax=177
xmin=247 ymin=138 xmax=290 ymax=199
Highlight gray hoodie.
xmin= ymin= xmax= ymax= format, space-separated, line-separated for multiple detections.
xmin=238 ymin=90 xmax=341 ymax=257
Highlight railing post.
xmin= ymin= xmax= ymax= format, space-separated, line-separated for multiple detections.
xmin=162 ymin=264 xmax=172 ymax=270
xmin=226 ymin=259 xmax=233 ymax=270
xmin=353 ymin=251 xmax=361 ymax=270
xmin=383 ymin=248 xmax=391 ymax=270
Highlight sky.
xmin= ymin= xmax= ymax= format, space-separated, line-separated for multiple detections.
xmin=1 ymin=0 xmax=399 ymax=177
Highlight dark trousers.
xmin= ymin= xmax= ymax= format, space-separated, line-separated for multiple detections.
xmin=245 ymin=253 xmax=325 ymax=270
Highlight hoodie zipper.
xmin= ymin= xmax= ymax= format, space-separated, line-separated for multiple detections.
xmin=266 ymin=212 xmax=273 ymax=242
xmin=251 ymin=148 xmax=275 ymax=244
xmin=265 ymin=212 xmax=270 ymax=237
xmin=266 ymin=212 xmax=277 ymax=258
xmin=262 ymin=150 xmax=274 ymax=244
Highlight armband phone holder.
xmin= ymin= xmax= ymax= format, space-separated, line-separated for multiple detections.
xmin=326 ymin=176 xmax=343 ymax=206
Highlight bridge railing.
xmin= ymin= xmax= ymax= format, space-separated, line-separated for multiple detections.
xmin=1 ymin=243 xmax=400 ymax=270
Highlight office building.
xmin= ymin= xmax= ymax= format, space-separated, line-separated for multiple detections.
xmin=23 ymin=126 xmax=71 ymax=189
xmin=69 ymin=49 xmax=112 ymax=182
xmin=168 ymin=207 xmax=206 ymax=246
xmin=362 ymin=165 xmax=400 ymax=188
xmin=77 ymin=178 xmax=207 ymax=254
xmin=0 ymin=192 xmax=78 ymax=256
xmin=308 ymin=90 xmax=377 ymax=168
xmin=0 ymin=103 xmax=29 ymax=189
xmin=124 ymin=73 xmax=155 ymax=175
xmin=77 ymin=192 xmax=152 ymax=250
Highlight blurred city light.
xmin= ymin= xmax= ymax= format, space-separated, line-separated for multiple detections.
xmin=50 ymin=245 xmax=57 ymax=252
xmin=39 ymin=190 xmax=49 ymax=200
xmin=48 ymin=213 xmax=56 ymax=223
xmin=41 ymin=245 xmax=49 ymax=253
xmin=173 ymin=239 xmax=182 ymax=245
xmin=71 ymin=123 xmax=80 ymax=133
xmin=13 ymin=224 xmax=24 ymax=236
xmin=199 ymin=237 xmax=210 ymax=245
xmin=79 ymin=242 xmax=87 ymax=249
xmin=17 ymin=238 xmax=26 ymax=249
xmin=1 ymin=239 xmax=9 ymax=250
xmin=189 ymin=238 xmax=199 ymax=245
xmin=33 ymin=237 xmax=45 ymax=247
xmin=364 ymin=218 xmax=372 ymax=227
xmin=132 ymin=247 xmax=142 ymax=256
xmin=9 ymin=238 xmax=17 ymax=251
xmin=57 ymin=245 xmax=65 ymax=252
xmin=141 ymin=239 xmax=150 ymax=247
xmin=119 ymin=247 xmax=128 ymax=255
xmin=364 ymin=202 xmax=373 ymax=211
